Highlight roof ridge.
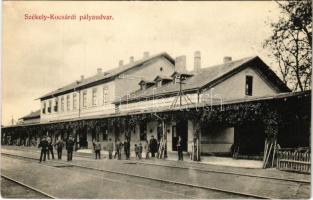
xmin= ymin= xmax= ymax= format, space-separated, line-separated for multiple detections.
xmin=192 ymin=55 xmax=257 ymax=73
xmin=115 ymin=55 xmax=260 ymax=103
xmin=38 ymin=52 xmax=173 ymax=100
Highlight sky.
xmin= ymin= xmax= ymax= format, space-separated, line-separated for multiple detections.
xmin=2 ymin=1 xmax=282 ymax=126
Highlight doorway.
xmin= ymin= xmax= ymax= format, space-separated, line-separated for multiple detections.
xmin=234 ymin=123 xmax=265 ymax=155
xmin=172 ymin=120 xmax=188 ymax=151
xmin=79 ymin=126 xmax=88 ymax=148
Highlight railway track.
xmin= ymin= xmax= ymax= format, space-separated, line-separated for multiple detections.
xmin=2 ymin=152 xmax=309 ymax=199
xmin=1 ymin=174 xmax=56 ymax=198
xmin=135 ymin=161 xmax=311 ymax=184
xmin=2 ymin=152 xmax=264 ymax=199
xmin=3 ymin=148 xmax=310 ymax=184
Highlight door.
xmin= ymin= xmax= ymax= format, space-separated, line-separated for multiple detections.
xmin=79 ymin=126 xmax=88 ymax=148
xmin=172 ymin=120 xmax=188 ymax=151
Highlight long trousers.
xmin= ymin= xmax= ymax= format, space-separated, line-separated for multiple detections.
xmin=114 ymin=150 xmax=121 ymax=159
xmin=95 ymin=150 xmax=101 ymax=159
xmin=178 ymin=147 xmax=183 ymax=160
xmin=39 ymin=149 xmax=47 ymax=162
xmin=67 ymin=150 xmax=73 ymax=161
xmin=124 ymin=150 xmax=130 ymax=159
xmin=47 ymin=147 xmax=54 ymax=159
xmin=109 ymin=151 xmax=113 ymax=159
xmin=151 ymin=151 xmax=155 ymax=157
xmin=57 ymin=149 xmax=62 ymax=159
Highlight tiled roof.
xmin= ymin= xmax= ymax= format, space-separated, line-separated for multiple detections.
xmin=153 ymin=75 xmax=173 ymax=81
xmin=115 ymin=56 xmax=291 ymax=104
xmin=38 ymin=52 xmax=174 ymax=100
xmin=138 ymin=79 xmax=155 ymax=85
xmin=19 ymin=110 xmax=40 ymax=120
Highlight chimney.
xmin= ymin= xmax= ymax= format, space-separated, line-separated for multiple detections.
xmin=119 ymin=60 xmax=123 ymax=67
xmin=80 ymin=75 xmax=84 ymax=81
xmin=97 ymin=68 xmax=102 ymax=75
xmin=175 ymin=55 xmax=187 ymax=72
xmin=194 ymin=51 xmax=201 ymax=72
xmin=143 ymin=51 xmax=149 ymax=59
xmin=223 ymin=56 xmax=232 ymax=64
xmin=129 ymin=56 xmax=134 ymax=63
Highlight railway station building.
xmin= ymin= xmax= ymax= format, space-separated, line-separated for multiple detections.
xmin=1 ymin=51 xmax=310 ymax=164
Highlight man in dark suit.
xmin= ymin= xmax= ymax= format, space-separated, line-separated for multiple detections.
xmin=66 ymin=135 xmax=75 ymax=161
xmin=38 ymin=136 xmax=48 ymax=163
xmin=124 ymin=137 xmax=130 ymax=160
xmin=54 ymin=136 xmax=64 ymax=159
xmin=177 ymin=136 xmax=183 ymax=161
xmin=46 ymin=135 xmax=55 ymax=160
xmin=149 ymin=135 xmax=158 ymax=158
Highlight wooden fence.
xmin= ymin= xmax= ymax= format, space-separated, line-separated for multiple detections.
xmin=276 ymin=148 xmax=310 ymax=174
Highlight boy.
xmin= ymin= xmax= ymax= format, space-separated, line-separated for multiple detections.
xmin=134 ymin=144 xmax=139 ymax=159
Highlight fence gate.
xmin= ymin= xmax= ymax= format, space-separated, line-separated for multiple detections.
xmin=276 ymin=148 xmax=310 ymax=174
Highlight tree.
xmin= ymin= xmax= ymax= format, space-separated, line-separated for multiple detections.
xmin=264 ymin=0 xmax=312 ymax=91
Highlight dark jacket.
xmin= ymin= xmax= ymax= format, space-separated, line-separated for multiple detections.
xmin=124 ymin=141 xmax=130 ymax=151
xmin=66 ymin=138 xmax=75 ymax=151
xmin=38 ymin=140 xmax=49 ymax=150
xmin=149 ymin=138 xmax=158 ymax=153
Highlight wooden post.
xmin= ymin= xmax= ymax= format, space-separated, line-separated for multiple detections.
xmin=263 ymin=139 xmax=268 ymax=164
xmin=271 ymin=139 xmax=277 ymax=168
xmin=263 ymin=140 xmax=273 ymax=169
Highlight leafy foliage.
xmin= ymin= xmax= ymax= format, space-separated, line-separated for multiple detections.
xmin=264 ymin=0 xmax=312 ymax=91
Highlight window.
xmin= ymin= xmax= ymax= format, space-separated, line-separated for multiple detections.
xmin=245 ymin=76 xmax=253 ymax=96
xmin=173 ymin=75 xmax=180 ymax=84
xmin=157 ymin=80 xmax=162 ymax=88
xmin=61 ymin=97 xmax=64 ymax=111
xmin=42 ymin=102 xmax=46 ymax=114
xmin=48 ymin=100 xmax=52 ymax=113
xmin=83 ymin=90 xmax=87 ymax=107
xmin=66 ymin=95 xmax=70 ymax=110
xmin=92 ymin=88 xmax=97 ymax=106
xmin=54 ymin=98 xmax=58 ymax=112
xmin=73 ymin=93 xmax=77 ymax=110
xmin=139 ymin=122 xmax=147 ymax=141
xmin=103 ymin=87 xmax=108 ymax=105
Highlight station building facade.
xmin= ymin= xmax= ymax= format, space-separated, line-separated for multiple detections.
xmin=2 ymin=51 xmax=310 ymax=161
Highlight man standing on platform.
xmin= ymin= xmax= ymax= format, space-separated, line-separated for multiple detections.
xmin=107 ymin=138 xmax=114 ymax=159
xmin=54 ymin=136 xmax=64 ymax=160
xmin=46 ymin=135 xmax=55 ymax=160
xmin=38 ymin=136 xmax=48 ymax=163
xmin=124 ymin=137 xmax=130 ymax=160
xmin=114 ymin=138 xmax=121 ymax=159
xmin=66 ymin=135 xmax=75 ymax=161
xmin=149 ymin=135 xmax=158 ymax=158
xmin=177 ymin=136 xmax=183 ymax=161
xmin=93 ymin=138 xmax=101 ymax=159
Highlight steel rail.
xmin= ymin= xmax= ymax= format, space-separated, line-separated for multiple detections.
xmin=1 ymin=174 xmax=56 ymax=199
xmin=3 ymin=148 xmax=310 ymax=184
xmin=135 ymin=161 xmax=311 ymax=184
xmin=2 ymin=152 xmax=274 ymax=199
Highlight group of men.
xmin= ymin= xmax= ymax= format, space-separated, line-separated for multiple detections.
xmin=38 ymin=135 xmax=75 ymax=163
xmin=92 ymin=137 xmax=130 ymax=160
xmin=38 ymin=134 xmax=182 ymax=162
xmin=92 ymin=135 xmax=159 ymax=160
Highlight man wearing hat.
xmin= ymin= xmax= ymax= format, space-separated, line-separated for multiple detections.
xmin=66 ymin=135 xmax=75 ymax=161
xmin=107 ymin=138 xmax=114 ymax=159
xmin=149 ymin=135 xmax=158 ymax=158
xmin=38 ymin=136 xmax=48 ymax=163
